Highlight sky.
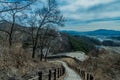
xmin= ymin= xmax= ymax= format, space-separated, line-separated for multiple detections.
xmin=7 ymin=0 xmax=120 ymax=31
xmin=57 ymin=0 xmax=120 ymax=31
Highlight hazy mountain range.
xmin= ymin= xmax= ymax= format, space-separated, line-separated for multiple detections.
xmin=62 ymin=29 xmax=120 ymax=37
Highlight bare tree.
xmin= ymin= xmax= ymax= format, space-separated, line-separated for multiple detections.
xmin=42 ymin=26 xmax=59 ymax=61
xmin=25 ymin=0 xmax=64 ymax=58
xmin=0 ymin=2 xmax=32 ymax=47
xmin=31 ymin=25 xmax=59 ymax=61
xmin=13 ymin=0 xmax=64 ymax=59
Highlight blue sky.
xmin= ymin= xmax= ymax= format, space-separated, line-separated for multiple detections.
xmin=57 ymin=0 xmax=120 ymax=31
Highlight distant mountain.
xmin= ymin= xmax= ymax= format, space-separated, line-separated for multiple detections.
xmin=110 ymin=36 xmax=120 ymax=41
xmin=62 ymin=29 xmax=120 ymax=37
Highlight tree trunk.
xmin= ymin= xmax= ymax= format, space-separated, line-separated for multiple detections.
xmin=45 ymin=47 xmax=50 ymax=61
xmin=44 ymin=53 xmax=47 ymax=61
xmin=40 ymin=48 xmax=43 ymax=61
xmin=32 ymin=46 xmax=36 ymax=58
xmin=9 ymin=35 xmax=12 ymax=47
xmin=9 ymin=13 xmax=15 ymax=47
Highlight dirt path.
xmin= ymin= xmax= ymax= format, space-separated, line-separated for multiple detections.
xmin=58 ymin=61 xmax=82 ymax=80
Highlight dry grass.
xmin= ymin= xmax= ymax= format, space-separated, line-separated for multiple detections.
xmin=0 ymin=43 xmax=61 ymax=80
xmin=60 ymin=49 xmax=120 ymax=80
xmin=80 ymin=49 xmax=120 ymax=80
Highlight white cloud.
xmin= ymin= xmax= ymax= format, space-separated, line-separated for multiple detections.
xmin=60 ymin=0 xmax=114 ymax=12
xmin=59 ymin=0 xmax=120 ymax=21
xmin=58 ymin=0 xmax=120 ymax=31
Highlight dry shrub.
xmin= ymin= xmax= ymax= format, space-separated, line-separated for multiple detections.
xmin=0 ymin=43 xmax=61 ymax=79
xmin=0 ymin=43 xmax=28 ymax=70
xmin=10 ymin=44 xmax=26 ymax=68
xmin=0 ymin=45 xmax=10 ymax=70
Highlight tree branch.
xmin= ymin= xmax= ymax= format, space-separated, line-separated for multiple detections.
xmin=0 ymin=29 xmax=10 ymax=35
xmin=0 ymin=1 xmax=33 ymax=13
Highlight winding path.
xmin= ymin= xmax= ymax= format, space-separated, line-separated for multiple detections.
xmin=58 ymin=61 xmax=82 ymax=80
xmin=50 ymin=52 xmax=87 ymax=80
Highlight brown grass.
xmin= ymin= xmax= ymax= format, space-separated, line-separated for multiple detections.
xmin=0 ymin=43 xmax=61 ymax=80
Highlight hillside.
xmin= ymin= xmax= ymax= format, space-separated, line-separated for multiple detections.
xmin=110 ymin=36 xmax=120 ymax=41
xmin=0 ymin=21 xmax=73 ymax=54
xmin=67 ymin=35 xmax=101 ymax=54
xmin=0 ymin=21 xmax=64 ymax=80
xmin=0 ymin=21 xmax=29 ymax=43
xmin=80 ymin=47 xmax=120 ymax=80
xmin=0 ymin=22 xmax=120 ymax=80
xmin=0 ymin=21 xmax=99 ymax=54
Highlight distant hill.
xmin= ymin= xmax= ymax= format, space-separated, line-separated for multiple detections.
xmin=62 ymin=29 xmax=120 ymax=37
xmin=110 ymin=36 xmax=120 ymax=41
xmin=62 ymin=29 xmax=120 ymax=47
xmin=0 ymin=20 xmax=27 ymax=31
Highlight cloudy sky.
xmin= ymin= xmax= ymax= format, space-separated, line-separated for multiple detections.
xmin=57 ymin=0 xmax=120 ymax=31
xmin=7 ymin=0 xmax=120 ymax=31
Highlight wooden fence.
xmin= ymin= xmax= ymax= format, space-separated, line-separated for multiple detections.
xmin=28 ymin=66 xmax=65 ymax=80
xmin=75 ymin=67 xmax=94 ymax=80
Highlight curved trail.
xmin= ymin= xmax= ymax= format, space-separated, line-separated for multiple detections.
xmin=58 ymin=61 xmax=82 ymax=80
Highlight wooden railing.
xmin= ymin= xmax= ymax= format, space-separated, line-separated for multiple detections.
xmin=28 ymin=66 xmax=65 ymax=80
xmin=75 ymin=67 xmax=94 ymax=80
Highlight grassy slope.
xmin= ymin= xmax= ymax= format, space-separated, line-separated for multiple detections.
xmin=68 ymin=36 xmax=96 ymax=54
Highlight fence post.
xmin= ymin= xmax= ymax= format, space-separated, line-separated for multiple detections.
xmin=87 ymin=73 xmax=89 ymax=80
xmin=59 ymin=68 xmax=60 ymax=77
xmin=62 ymin=67 xmax=65 ymax=75
xmin=38 ymin=71 xmax=42 ymax=80
xmin=85 ymin=72 xmax=87 ymax=80
xmin=54 ymin=69 xmax=56 ymax=80
xmin=60 ymin=68 xmax=61 ymax=76
xmin=88 ymin=74 xmax=90 ymax=80
xmin=83 ymin=71 xmax=85 ymax=79
xmin=60 ymin=68 xmax=62 ymax=76
xmin=82 ymin=71 xmax=84 ymax=78
xmin=90 ymin=74 xmax=94 ymax=80
xmin=80 ymin=70 xmax=82 ymax=77
xmin=79 ymin=69 xmax=81 ymax=75
xmin=57 ymin=68 xmax=60 ymax=78
xmin=48 ymin=70 xmax=52 ymax=80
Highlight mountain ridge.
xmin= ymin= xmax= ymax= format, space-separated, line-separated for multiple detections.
xmin=61 ymin=29 xmax=120 ymax=36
